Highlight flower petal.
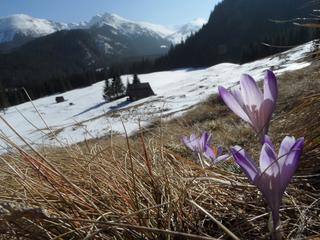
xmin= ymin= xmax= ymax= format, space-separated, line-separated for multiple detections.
xmin=278 ymin=136 xmax=296 ymax=158
xmin=258 ymin=99 xmax=275 ymax=134
xmin=264 ymin=70 xmax=278 ymax=102
xmin=181 ymin=136 xmax=194 ymax=151
xmin=218 ymin=86 xmax=251 ymax=123
xmin=214 ymin=154 xmax=230 ymax=163
xmin=217 ymin=146 xmax=223 ymax=156
xmin=263 ymin=135 xmax=275 ymax=150
xmin=200 ymin=132 xmax=211 ymax=152
xmin=190 ymin=133 xmax=197 ymax=142
xmin=204 ymin=146 xmax=215 ymax=160
xmin=255 ymin=168 xmax=282 ymax=230
xmin=259 ymin=142 xmax=278 ymax=176
xmin=278 ymin=137 xmax=304 ymax=194
xmin=190 ymin=134 xmax=199 ymax=151
xmin=231 ymin=146 xmax=259 ymax=183
xmin=240 ymin=74 xmax=263 ymax=108
xmin=231 ymin=87 xmax=245 ymax=108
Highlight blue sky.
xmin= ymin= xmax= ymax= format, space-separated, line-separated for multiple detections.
xmin=0 ymin=0 xmax=220 ymax=25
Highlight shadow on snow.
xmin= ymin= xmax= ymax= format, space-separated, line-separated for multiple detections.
xmin=73 ymin=100 xmax=132 ymax=117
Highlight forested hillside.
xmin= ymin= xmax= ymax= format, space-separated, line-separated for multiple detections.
xmin=154 ymin=0 xmax=317 ymax=69
xmin=0 ymin=30 xmax=108 ymax=106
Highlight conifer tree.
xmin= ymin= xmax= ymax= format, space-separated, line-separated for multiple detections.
xmin=132 ymin=74 xmax=141 ymax=84
xmin=0 ymin=82 xmax=8 ymax=113
xmin=103 ymin=74 xmax=125 ymax=100
xmin=103 ymin=79 xmax=111 ymax=101
xmin=111 ymin=75 xmax=125 ymax=98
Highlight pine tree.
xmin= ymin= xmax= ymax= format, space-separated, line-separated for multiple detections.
xmin=112 ymin=75 xmax=125 ymax=98
xmin=132 ymin=74 xmax=141 ymax=84
xmin=103 ymin=79 xmax=111 ymax=101
xmin=0 ymin=82 xmax=8 ymax=113
xmin=103 ymin=74 xmax=125 ymax=100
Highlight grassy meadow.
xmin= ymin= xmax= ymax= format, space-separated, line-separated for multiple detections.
xmin=0 ymin=62 xmax=319 ymax=239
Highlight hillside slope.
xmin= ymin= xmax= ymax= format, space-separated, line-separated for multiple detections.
xmin=0 ymin=41 xmax=313 ymax=150
xmin=87 ymin=13 xmax=170 ymax=58
xmin=155 ymin=0 xmax=317 ymax=69
xmin=0 ymin=29 xmax=104 ymax=88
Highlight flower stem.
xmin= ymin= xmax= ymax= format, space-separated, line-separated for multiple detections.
xmin=198 ymin=153 xmax=205 ymax=169
xmin=268 ymin=213 xmax=282 ymax=240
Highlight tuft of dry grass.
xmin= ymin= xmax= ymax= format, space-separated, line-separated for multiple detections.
xmin=0 ymin=62 xmax=319 ymax=239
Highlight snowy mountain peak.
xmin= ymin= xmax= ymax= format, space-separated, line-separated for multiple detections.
xmin=190 ymin=18 xmax=207 ymax=27
xmin=87 ymin=13 xmax=129 ymax=28
xmin=0 ymin=14 xmax=69 ymax=43
xmin=138 ymin=22 xmax=175 ymax=38
xmin=88 ymin=12 xmax=171 ymax=38
xmin=86 ymin=12 xmax=174 ymax=42
xmin=168 ymin=18 xmax=207 ymax=44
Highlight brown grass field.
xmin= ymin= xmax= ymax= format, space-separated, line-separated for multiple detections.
xmin=0 ymin=61 xmax=319 ymax=239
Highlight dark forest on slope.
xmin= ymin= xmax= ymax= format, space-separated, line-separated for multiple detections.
xmin=152 ymin=0 xmax=318 ymax=70
xmin=0 ymin=30 xmax=107 ymax=108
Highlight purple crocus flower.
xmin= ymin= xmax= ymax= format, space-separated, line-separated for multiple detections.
xmin=181 ymin=132 xmax=228 ymax=165
xmin=205 ymin=145 xmax=229 ymax=163
xmin=181 ymin=132 xmax=211 ymax=154
xmin=218 ymin=70 xmax=278 ymax=136
xmin=231 ymin=135 xmax=304 ymax=230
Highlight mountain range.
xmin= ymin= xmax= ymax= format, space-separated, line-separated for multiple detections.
xmin=0 ymin=13 xmax=206 ymax=53
xmin=0 ymin=12 xmax=207 ymax=105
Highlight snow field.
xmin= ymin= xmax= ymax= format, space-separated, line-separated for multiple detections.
xmin=0 ymin=41 xmax=313 ymax=150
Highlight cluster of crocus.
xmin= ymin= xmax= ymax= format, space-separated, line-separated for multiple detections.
xmin=182 ymin=69 xmax=304 ymax=238
xmin=217 ymin=69 xmax=304 ymax=237
xmin=181 ymin=132 xmax=229 ymax=166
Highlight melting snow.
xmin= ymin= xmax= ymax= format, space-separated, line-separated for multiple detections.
xmin=0 ymin=41 xmax=314 ymax=151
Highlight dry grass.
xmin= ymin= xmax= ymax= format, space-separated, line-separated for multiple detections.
xmin=0 ymin=62 xmax=320 ymax=239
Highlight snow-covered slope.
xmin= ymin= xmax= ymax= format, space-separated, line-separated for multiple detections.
xmin=0 ymin=41 xmax=313 ymax=151
xmin=138 ymin=22 xmax=175 ymax=38
xmin=0 ymin=14 xmax=69 ymax=43
xmin=87 ymin=13 xmax=171 ymax=56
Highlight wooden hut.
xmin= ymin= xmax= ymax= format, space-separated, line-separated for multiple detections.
xmin=126 ymin=82 xmax=155 ymax=101
xmin=55 ymin=96 xmax=65 ymax=103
